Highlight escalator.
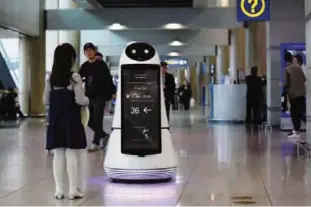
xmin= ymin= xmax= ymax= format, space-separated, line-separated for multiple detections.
xmin=0 ymin=40 xmax=18 ymax=89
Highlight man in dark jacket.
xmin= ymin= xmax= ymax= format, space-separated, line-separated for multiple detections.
xmin=80 ymin=43 xmax=116 ymax=152
xmin=245 ymin=66 xmax=263 ymax=125
xmin=161 ymin=61 xmax=176 ymax=121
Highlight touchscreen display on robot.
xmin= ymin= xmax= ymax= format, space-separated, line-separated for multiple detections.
xmin=121 ymin=64 xmax=161 ymax=155
xmin=103 ymin=42 xmax=177 ymax=181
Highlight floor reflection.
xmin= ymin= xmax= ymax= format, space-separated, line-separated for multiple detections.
xmin=0 ymin=110 xmax=310 ymax=205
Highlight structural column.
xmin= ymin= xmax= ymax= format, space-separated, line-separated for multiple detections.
xmin=178 ymin=69 xmax=186 ymax=85
xmin=203 ymin=56 xmax=210 ymax=106
xmin=266 ymin=22 xmax=279 ymax=126
xmin=19 ymin=38 xmax=31 ymax=115
xmin=229 ymin=30 xmax=237 ymax=81
xmin=58 ymin=0 xmax=80 ymax=71
xmin=305 ymin=0 xmax=311 ymax=143
xmin=45 ymin=0 xmax=59 ymax=73
xmin=216 ymin=46 xmax=224 ymax=84
xmin=255 ymin=23 xmax=267 ymax=76
xmin=245 ymin=24 xmax=256 ymax=75
xmin=196 ymin=61 xmax=204 ymax=105
xmin=19 ymin=0 xmax=46 ymax=116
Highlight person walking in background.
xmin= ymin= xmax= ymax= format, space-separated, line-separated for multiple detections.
xmin=245 ymin=66 xmax=263 ymax=126
xmin=284 ymin=54 xmax=306 ymax=139
xmin=178 ymin=80 xmax=192 ymax=110
xmin=0 ymin=88 xmax=25 ymax=121
xmin=281 ymin=51 xmax=293 ymax=114
xmin=95 ymin=52 xmax=104 ymax=61
xmin=79 ymin=43 xmax=115 ymax=152
xmin=161 ymin=61 xmax=175 ymax=121
xmin=44 ymin=43 xmax=89 ymax=200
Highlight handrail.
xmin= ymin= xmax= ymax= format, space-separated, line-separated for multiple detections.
xmin=0 ymin=40 xmax=19 ymax=86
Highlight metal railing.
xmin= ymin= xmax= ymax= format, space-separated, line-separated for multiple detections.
xmin=0 ymin=40 xmax=19 ymax=87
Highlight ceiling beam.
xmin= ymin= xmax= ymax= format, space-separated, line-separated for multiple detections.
xmin=46 ymin=8 xmax=241 ymax=30
xmin=81 ymin=30 xmax=229 ymax=46
xmin=94 ymin=45 xmax=216 ymax=57
xmin=96 ymin=0 xmax=193 ymax=7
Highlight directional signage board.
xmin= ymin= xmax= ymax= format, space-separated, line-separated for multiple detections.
xmin=121 ymin=64 xmax=161 ymax=156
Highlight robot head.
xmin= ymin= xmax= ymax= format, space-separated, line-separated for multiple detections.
xmin=119 ymin=42 xmax=160 ymax=66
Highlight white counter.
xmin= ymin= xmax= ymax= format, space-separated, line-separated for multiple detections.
xmin=209 ymin=84 xmax=247 ymax=122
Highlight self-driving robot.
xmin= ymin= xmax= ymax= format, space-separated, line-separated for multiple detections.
xmin=104 ymin=42 xmax=177 ymax=181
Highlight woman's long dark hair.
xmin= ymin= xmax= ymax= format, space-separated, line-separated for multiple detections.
xmin=50 ymin=43 xmax=76 ymax=87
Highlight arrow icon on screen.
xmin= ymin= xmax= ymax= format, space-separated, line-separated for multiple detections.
xmin=144 ymin=107 xmax=152 ymax=114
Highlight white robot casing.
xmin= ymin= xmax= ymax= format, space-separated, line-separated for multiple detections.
xmin=104 ymin=42 xmax=177 ymax=180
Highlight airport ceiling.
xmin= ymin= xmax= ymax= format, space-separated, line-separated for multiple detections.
xmin=70 ymin=0 xmax=235 ymax=58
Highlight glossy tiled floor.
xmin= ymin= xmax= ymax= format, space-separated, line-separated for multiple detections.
xmin=0 ymin=109 xmax=310 ymax=206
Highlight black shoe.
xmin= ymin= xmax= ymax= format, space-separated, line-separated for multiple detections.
xmin=101 ymin=134 xmax=110 ymax=149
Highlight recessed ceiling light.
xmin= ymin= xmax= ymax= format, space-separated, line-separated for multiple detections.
xmin=108 ymin=23 xmax=127 ymax=30
xmin=168 ymin=52 xmax=181 ymax=57
xmin=169 ymin=40 xmax=185 ymax=46
xmin=163 ymin=23 xmax=186 ymax=30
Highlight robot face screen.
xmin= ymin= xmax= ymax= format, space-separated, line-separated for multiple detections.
xmin=125 ymin=42 xmax=156 ymax=62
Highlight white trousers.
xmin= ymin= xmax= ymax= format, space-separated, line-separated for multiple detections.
xmin=53 ymin=148 xmax=86 ymax=194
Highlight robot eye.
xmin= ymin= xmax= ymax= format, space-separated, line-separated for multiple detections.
xmin=144 ymin=49 xmax=149 ymax=54
xmin=132 ymin=49 xmax=136 ymax=54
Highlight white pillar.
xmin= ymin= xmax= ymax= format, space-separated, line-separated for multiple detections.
xmin=45 ymin=0 xmax=58 ymax=9
xmin=196 ymin=61 xmax=201 ymax=104
xmin=305 ymin=0 xmax=311 ymax=143
xmin=216 ymin=46 xmax=223 ymax=84
xmin=20 ymin=0 xmax=45 ymax=116
xmin=45 ymin=31 xmax=59 ymax=73
xmin=204 ymin=58 xmax=210 ymax=105
xmin=58 ymin=31 xmax=80 ymax=70
xmin=229 ymin=30 xmax=237 ymax=81
xmin=266 ymin=22 xmax=279 ymax=126
xmin=58 ymin=0 xmax=80 ymax=71
xmin=245 ymin=28 xmax=255 ymax=75
xmin=45 ymin=0 xmax=59 ymax=73
xmin=19 ymin=38 xmax=31 ymax=115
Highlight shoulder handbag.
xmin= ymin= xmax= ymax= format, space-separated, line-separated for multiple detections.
xmin=190 ymin=98 xmax=195 ymax=108
xmin=71 ymin=74 xmax=90 ymax=127
xmin=81 ymin=106 xmax=90 ymax=127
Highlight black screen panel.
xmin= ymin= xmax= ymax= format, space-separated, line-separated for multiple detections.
xmin=121 ymin=64 xmax=161 ymax=156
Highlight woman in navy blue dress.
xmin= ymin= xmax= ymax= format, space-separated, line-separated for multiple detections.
xmin=43 ymin=43 xmax=89 ymax=200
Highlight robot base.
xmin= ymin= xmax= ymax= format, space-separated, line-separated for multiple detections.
xmin=104 ymin=129 xmax=177 ymax=181
xmin=105 ymin=167 xmax=176 ymax=181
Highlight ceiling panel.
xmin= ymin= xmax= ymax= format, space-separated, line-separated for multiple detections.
xmin=96 ymin=0 xmax=192 ymax=7
xmin=80 ymin=30 xmax=229 ymax=46
xmin=46 ymin=8 xmax=241 ymax=30
xmin=95 ymin=45 xmax=216 ymax=56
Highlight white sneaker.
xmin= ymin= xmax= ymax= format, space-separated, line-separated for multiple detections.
xmin=69 ymin=190 xmax=84 ymax=200
xmin=288 ymin=131 xmax=300 ymax=139
xmin=88 ymin=144 xmax=99 ymax=152
xmin=54 ymin=191 xmax=64 ymax=199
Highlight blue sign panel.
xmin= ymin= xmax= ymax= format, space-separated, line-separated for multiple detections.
xmin=236 ymin=0 xmax=270 ymax=22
